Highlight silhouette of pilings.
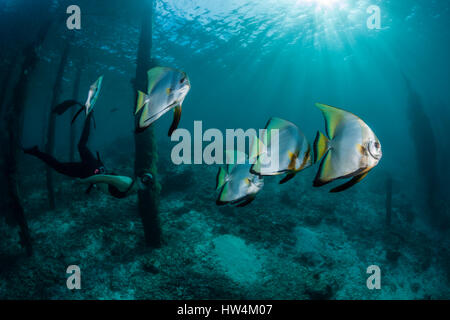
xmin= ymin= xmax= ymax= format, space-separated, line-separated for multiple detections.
xmin=386 ymin=175 xmax=393 ymax=227
xmin=44 ymin=42 xmax=70 ymax=210
xmin=403 ymin=74 xmax=446 ymax=228
xmin=3 ymin=16 xmax=53 ymax=256
xmin=133 ymin=0 xmax=162 ymax=247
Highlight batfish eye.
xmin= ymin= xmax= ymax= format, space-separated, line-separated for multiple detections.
xmin=179 ymin=77 xmax=185 ymax=84
xmin=374 ymin=141 xmax=380 ymax=149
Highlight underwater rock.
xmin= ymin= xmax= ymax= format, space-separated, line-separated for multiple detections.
xmin=142 ymin=256 xmax=160 ymax=274
xmin=294 ymin=226 xmax=325 ymax=267
xmin=386 ymin=250 xmax=401 ymax=265
xmin=305 ymin=283 xmax=336 ymax=300
xmin=212 ymin=234 xmax=264 ymax=286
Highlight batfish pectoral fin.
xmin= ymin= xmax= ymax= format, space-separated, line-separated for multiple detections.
xmin=71 ymin=106 xmax=85 ymax=125
xmin=313 ymin=149 xmax=334 ymax=187
xmin=135 ymin=90 xmax=147 ymax=115
xmin=330 ymin=171 xmax=369 ymax=193
xmin=279 ymin=172 xmax=296 ymax=184
xmin=313 ymin=131 xmax=329 ymax=164
xmin=168 ymin=105 xmax=182 ymax=137
xmin=216 ymin=186 xmax=228 ymax=206
xmin=216 ymin=167 xmax=228 ymax=190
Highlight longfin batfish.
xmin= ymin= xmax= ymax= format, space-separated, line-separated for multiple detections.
xmin=71 ymin=75 xmax=104 ymax=124
xmin=251 ymin=117 xmax=312 ymax=184
xmin=216 ymin=151 xmax=264 ymax=207
xmin=135 ymin=67 xmax=190 ymax=136
xmin=313 ymin=103 xmax=382 ymax=192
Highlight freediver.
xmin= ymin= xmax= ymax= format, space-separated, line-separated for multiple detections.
xmin=23 ymin=111 xmax=105 ymax=179
xmin=24 ymin=108 xmax=153 ymax=199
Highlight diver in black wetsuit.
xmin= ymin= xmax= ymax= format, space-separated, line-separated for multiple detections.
xmin=23 ymin=112 xmax=105 ymax=179
xmin=24 ymin=108 xmax=153 ymax=199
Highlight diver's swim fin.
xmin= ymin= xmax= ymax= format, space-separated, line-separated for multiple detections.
xmin=52 ymin=100 xmax=82 ymax=115
xmin=71 ymin=106 xmax=84 ymax=125
xmin=330 ymin=172 xmax=369 ymax=193
xmin=168 ymin=105 xmax=182 ymax=137
xmin=23 ymin=145 xmax=39 ymax=155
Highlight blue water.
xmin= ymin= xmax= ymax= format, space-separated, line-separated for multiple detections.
xmin=0 ymin=0 xmax=449 ymax=299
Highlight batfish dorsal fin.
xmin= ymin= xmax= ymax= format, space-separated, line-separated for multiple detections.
xmin=92 ymin=75 xmax=104 ymax=89
xmin=315 ymin=103 xmax=358 ymax=139
xmin=147 ymin=67 xmax=171 ymax=93
xmin=266 ymin=117 xmax=293 ymax=132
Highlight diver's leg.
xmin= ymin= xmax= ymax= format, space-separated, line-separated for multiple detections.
xmin=24 ymin=146 xmax=85 ymax=178
xmin=78 ymin=112 xmax=96 ymax=164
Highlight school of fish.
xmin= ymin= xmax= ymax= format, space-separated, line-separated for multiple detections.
xmin=76 ymin=66 xmax=382 ymax=207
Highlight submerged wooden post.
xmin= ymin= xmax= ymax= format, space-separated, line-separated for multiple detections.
xmin=385 ymin=175 xmax=392 ymax=226
xmin=3 ymin=18 xmax=52 ymax=256
xmin=0 ymin=55 xmax=18 ymax=117
xmin=45 ymin=42 xmax=70 ymax=209
xmin=134 ymin=0 xmax=162 ymax=247
xmin=69 ymin=57 xmax=84 ymax=162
